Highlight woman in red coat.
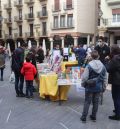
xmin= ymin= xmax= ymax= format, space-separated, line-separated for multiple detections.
xmin=21 ymin=57 xmax=37 ymax=98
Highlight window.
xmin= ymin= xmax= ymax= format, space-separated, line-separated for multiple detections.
xmin=66 ymin=0 xmax=72 ymax=9
xmin=53 ymin=16 xmax=59 ymax=28
xmin=19 ymin=9 xmax=22 ymax=20
xmin=60 ymin=15 xmax=65 ymax=27
xmin=42 ymin=6 xmax=47 ymax=16
xmin=42 ymin=22 xmax=47 ymax=35
xmin=67 ymin=14 xmax=73 ymax=27
xmin=19 ymin=25 xmax=22 ymax=36
xmin=9 ymin=27 xmax=12 ymax=36
xmin=54 ymin=0 xmax=60 ymax=11
xmin=112 ymin=14 xmax=120 ymax=22
xmin=29 ymin=7 xmax=33 ymax=18
xmin=30 ymin=24 xmax=33 ymax=36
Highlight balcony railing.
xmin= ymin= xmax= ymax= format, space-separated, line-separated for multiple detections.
xmin=106 ymin=0 xmax=120 ymax=5
xmin=14 ymin=16 xmax=23 ymax=22
xmin=63 ymin=2 xmax=74 ymax=10
xmin=25 ymin=14 xmax=34 ymax=21
xmin=24 ymin=0 xmax=35 ymax=5
xmin=39 ymin=0 xmax=47 ymax=2
xmin=37 ymin=11 xmax=48 ymax=19
xmin=25 ymin=32 xmax=34 ymax=37
xmin=52 ymin=21 xmax=74 ymax=30
xmin=14 ymin=1 xmax=23 ymax=8
xmin=4 ymin=18 xmax=12 ymax=24
xmin=4 ymin=3 xmax=12 ymax=10
xmin=103 ymin=18 xmax=120 ymax=27
xmin=5 ymin=34 xmax=13 ymax=39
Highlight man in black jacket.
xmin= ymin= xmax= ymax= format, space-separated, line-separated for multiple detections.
xmin=11 ymin=43 xmax=26 ymax=97
xmin=107 ymin=44 xmax=120 ymax=121
xmin=95 ymin=37 xmax=110 ymax=66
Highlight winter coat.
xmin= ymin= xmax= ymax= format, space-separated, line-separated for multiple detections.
xmin=21 ymin=62 xmax=37 ymax=80
xmin=11 ymin=47 xmax=24 ymax=73
xmin=0 ymin=46 xmax=5 ymax=69
xmin=107 ymin=54 xmax=120 ymax=86
xmin=95 ymin=44 xmax=110 ymax=64
xmin=81 ymin=60 xmax=108 ymax=93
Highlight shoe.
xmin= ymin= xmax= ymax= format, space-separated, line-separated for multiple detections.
xmin=16 ymin=94 xmax=19 ymax=97
xmin=26 ymin=96 xmax=30 ymax=98
xmin=0 ymin=78 xmax=3 ymax=81
xmin=90 ymin=115 xmax=96 ymax=122
xmin=29 ymin=95 xmax=34 ymax=98
xmin=19 ymin=93 xmax=25 ymax=97
xmin=109 ymin=115 xmax=120 ymax=121
xmin=80 ymin=117 xmax=86 ymax=122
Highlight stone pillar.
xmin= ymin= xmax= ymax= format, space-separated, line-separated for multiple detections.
xmin=74 ymin=37 xmax=78 ymax=46
xmin=110 ymin=33 xmax=114 ymax=46
xmin=87 ymin=35 xmax=90 ymax=46
xmin=49 ymin=37 xmax=53 ymax=50
xmin=61 ymin=37 xmax=64 ymax=48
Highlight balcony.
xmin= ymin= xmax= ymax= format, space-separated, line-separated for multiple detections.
xmin=14 ymin=16 xmax=23 ymax=23
xmin=103 ymin=18 xmax=120 ymax=27
xmin=39 ymin=0 xmax=47 ymax=2
xmin=4 ymin=3 xmax=12 ymax=11
xmin=5 ymin=34 xmax=13 ymax=39
xmin=63 ymin=2 xmax=74 ymax=10
xmin=52 ymin=22 xmax=74 ymax=30
xmin=106 ymin=0 xmax=120 ymax=5
xmin=4 ymin=18 xmax=12 ymax=25
xmin=24 ymin=0 xmax=35 ymax=5
xmin=14 ymin=1 xmax=23 ymax=8
xmin=25 ymin=32 xmax=34 ymax=37
xmin=37 ymin=11 xmax=48 ymax=19
xmin=25 ymin=14 xmax=34 ymax=21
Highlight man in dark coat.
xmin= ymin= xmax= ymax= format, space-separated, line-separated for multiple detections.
xmin=95 ymin=37 xmax=110 ymax=66
xmin=107 ymin=44 xmax=120 ymax=121
xmin=11 ymin=43 xmax=26 ymax=97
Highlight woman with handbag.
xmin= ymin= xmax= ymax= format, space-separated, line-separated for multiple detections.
xmin=80 ymin=50 xmax=108 ymax=122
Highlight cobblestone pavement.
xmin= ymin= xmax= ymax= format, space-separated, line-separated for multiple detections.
xmin=0 ymin=60 xmax=120 ymax=129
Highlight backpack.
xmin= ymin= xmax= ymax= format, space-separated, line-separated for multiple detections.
xmin=84 ymin=65 xmax=106 ymax=89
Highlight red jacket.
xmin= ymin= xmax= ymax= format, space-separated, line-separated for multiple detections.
xmin=21 ymin=62 xmax=37 ymax=80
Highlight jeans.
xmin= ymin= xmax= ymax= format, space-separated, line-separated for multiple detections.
xmin=82 ymin=92 xmax=100 ymax=118
xmin=26 ymin=80 xmax=33 ymax=97
xmin=0 ymin=68 xmax=4 ymax=80
xmin=112 ymin=85 xmax=120 ymax=116
xmin=14 ymin=71 xmax=24 ymax=95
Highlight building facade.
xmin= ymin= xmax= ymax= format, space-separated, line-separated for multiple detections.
xmin=99 ymin=0 xmax=120 ymax=46
xmin=1 ymin=0 xmax=99 ymax=49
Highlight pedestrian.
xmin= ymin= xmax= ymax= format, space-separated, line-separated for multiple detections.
xmin=73 ymin=44 xmax=87 ymax=66
xmin=95 ymin=36 xmax=110 ymax=66
xmin=11 ymin=43 xmax=26 ymax=97
xmin=107 ymin=44 xmax=120 ymax=121
xmin=80 ymin=50 xmax=108 ymax=122
xmin=36 ymin=45 xmax=44 ymax=63
xmin=0 ymin=42 xmax=6 ymax=81
xmin=21 ymin=57 xmax=37 ymax=98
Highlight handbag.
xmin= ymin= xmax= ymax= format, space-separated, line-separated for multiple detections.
xmin=9 ymin=72 xmax=15 ymax=83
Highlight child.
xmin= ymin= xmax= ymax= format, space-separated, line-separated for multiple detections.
xmin=21 ymin=57 xmax=37 ymax=98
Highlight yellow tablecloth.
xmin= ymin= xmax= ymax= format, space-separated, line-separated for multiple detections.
xmin=39 ymin=73 xmax=70 ymax=101
xmin=61 ymin=61 xmax=78 ymax=72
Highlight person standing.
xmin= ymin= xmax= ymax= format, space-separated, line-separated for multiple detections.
xmin=11 ymin=43 xmax=26 ymax=97
xmin=107 ymin=44 xmax=120 ymax=121
xmin=74 ymin=44 xmax=87 ymax=66
xmin=80 ymin=50 xmax=107 ymax=122
xmin=21 ymin=57 xmax=37 ymax=98
xmin=95 ymin=36 xmax=110 ymax=66
xmin=36 ymin=45 xmax=44 ymax=63
xmin=0 ymin=42 xmax=6 ymax=81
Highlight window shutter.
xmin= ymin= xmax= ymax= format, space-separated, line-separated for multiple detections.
xmin=55 ymin=0 xmax=60 ymax=11
xmin=112 ymin=9 xmax=120 ymax=14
